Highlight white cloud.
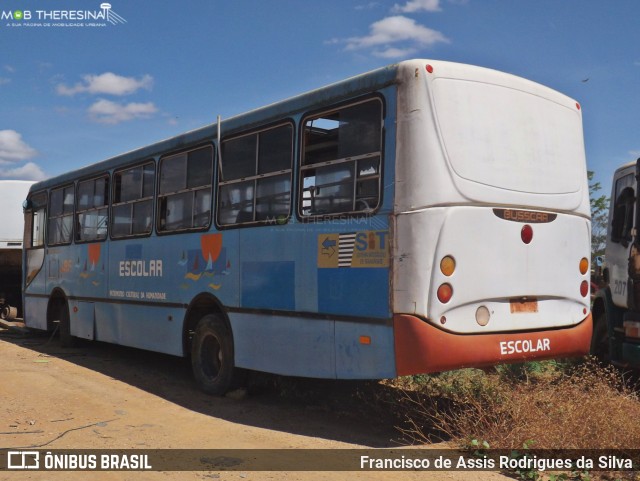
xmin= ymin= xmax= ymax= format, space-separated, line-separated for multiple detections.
xmin=0 ymin=78 xmax=10 ymax=86
xmin=0 ymin=162 xmax=46 ymax=181
xmin=88 ymin=99 xmax=158 ymax=124
xmin=373 ymin=46 xmax=418 ymax=58
xmin=57 ymin=72 xmax=153 ymax=96
xmin=355 ymin=2 xmax=381 ymax=10
xmin=344 ymin=16 xmax=449 ymax=57
xmin=0 ymin=130 xmax=37 ymax=163
xmin=0 ymin=131 xmax=44 ymax=180
xmin=392 ymin=0 xmax=441 ymax=13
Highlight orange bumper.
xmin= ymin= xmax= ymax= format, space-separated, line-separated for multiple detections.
xmin=393 ymin=313 xmax=593 ymax=376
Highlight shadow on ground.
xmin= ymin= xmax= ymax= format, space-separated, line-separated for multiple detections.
xmin=0 ymin=328 xmax=417 ymax=448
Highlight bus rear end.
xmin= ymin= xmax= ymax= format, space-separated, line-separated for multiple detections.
xmin=392 ymin=60 xmax=592 ymax=375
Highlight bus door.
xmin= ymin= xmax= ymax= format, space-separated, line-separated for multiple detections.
xmin=23 ymin=192 xmax=48 ymax=328
xmin=607 ymin=168 xmax=636 ymax=309
xmin=627 ymin=160 xmax=640 ymax=312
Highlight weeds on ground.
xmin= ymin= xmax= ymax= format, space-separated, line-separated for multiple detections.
xmin=391 ymin=358 xmax=640 ymax=449
xmin=386 ymin=358 xmax=640 ymax=480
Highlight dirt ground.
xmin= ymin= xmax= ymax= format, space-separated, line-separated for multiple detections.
xmin=0 ymin=327 xmax=513 ymax=481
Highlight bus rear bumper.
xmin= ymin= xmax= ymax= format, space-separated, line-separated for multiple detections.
xmin=393 ymin=313 xmax=593 ymax=376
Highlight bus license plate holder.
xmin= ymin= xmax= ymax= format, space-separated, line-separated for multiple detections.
xmin=510 ymin=298 xmax=538 ymax=314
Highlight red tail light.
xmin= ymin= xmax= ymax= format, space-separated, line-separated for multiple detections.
xmin=521 ymin=225 xmax=533 ymax=244
xmin=580 ymin=280 xmax=589 ymax=297
xmin=437 ymin=283 xmax=453 ymax=303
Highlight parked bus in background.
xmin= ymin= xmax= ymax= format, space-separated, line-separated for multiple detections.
xmin=0 ymin=180 xmax=35 ymax=319
xmin=591 ymin=159 xmax=640 ymax=367
xmin=23 ymin=60 xmax=592 ymax=394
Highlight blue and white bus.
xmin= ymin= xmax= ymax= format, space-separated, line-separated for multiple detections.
xmin=23 ymin=60 xmax=592 ymax=394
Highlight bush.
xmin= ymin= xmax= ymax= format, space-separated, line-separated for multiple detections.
xmin=394 ymin=359 xmax=640 ymax=450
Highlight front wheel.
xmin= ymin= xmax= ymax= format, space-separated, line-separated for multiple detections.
xmin=191 ymin=314 xmax=240 ymax=395
xmin=55 ymin=299 xmax=76 ymax=348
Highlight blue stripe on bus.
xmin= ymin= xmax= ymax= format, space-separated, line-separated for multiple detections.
xmin=241 ymin=261 xmax=295 ymax=310
xmin=317 ymin=268 xmax=389 ymax=318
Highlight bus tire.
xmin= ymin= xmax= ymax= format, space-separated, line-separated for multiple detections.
xmin=191 ymin=314 xmax=239 ymax=395
xmin=590 ymin=311 xmax=609 ymax=363
xmin=57 ymin=301 xmax=76 ymax=348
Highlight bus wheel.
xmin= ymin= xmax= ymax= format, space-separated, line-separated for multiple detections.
xmin=191 ymin=314 xmax=238 ymax=395
xmin=590 ymin=311 xmax=609 ymax=363
xmin=56 ymin=300 xmax=76 ymax=348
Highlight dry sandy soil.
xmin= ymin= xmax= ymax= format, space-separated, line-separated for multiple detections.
xmin=0 ymin=327 xmax=512 ymax=481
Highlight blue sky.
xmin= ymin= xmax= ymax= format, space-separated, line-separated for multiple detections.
xmin=1 ymin=0 xmax=639 ymax=196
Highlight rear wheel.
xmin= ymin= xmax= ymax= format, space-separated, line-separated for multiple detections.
xmin=191 ymin=314 xmax=240 ymax=395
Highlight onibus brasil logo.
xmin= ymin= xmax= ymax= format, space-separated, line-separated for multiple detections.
xmin=2 ymin=3 xmax=126 ymax=26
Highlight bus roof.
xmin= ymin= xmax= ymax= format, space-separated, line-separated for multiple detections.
xmin=29 ymin=58 xmax=581 ymax=194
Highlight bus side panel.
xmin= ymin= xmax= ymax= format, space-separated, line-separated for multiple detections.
xmin=318 ymin=268 xmax=389 ymax=317
xmin=94 ymin=302 xmax=184 ymax=356
xmin=24 ymin=295 xmax=48 ymax=330
xmin=106 ymin=232 xmax=240 ymax=355
xmin=69 ymin=300 xmax=94 ymax=340
xmin=335 ymin=322 xmax=396 ymax=379
xmin=230 ymin=313 xmax=336 ymax=378
xmin=239 ymin=228 xmax=297 ymax=310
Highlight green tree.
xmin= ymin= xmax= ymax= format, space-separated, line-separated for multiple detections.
xmin=589 ymin=171 xmax=608 ymax=262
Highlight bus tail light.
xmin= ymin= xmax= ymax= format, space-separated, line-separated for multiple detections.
xmin=437 ymin=283 xmax=453 ymax=303
xmin=580 ymin=280 xmax=589 ymax=297
xmin=579 ymin=257 xmax=589 ymax=275
xmin=440 ymin=256 xmax=455 ymax=276
xmin=521 ymin=225 xmax=533 ymax=244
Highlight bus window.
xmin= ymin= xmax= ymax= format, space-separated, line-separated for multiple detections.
xmin=76 ymin=175 xmax=109 ymax=242
xmin=112 ymin=162 xmax=155 ymax=238
xmin=300 ymin=99 xmax=382 ymax=217
xmin=48 ymin=185 xmax=74 ymax=245
xmin=610 ymin=174 xmax=635 ymax=246
xmin=158 ymin=145 xmax=213 ymax=233
xmin=217 ymin=123 xmax=293 ymax=226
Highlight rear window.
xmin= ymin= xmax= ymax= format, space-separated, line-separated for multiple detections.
xmin=432 ymin=78 xmax=584 ymax=195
